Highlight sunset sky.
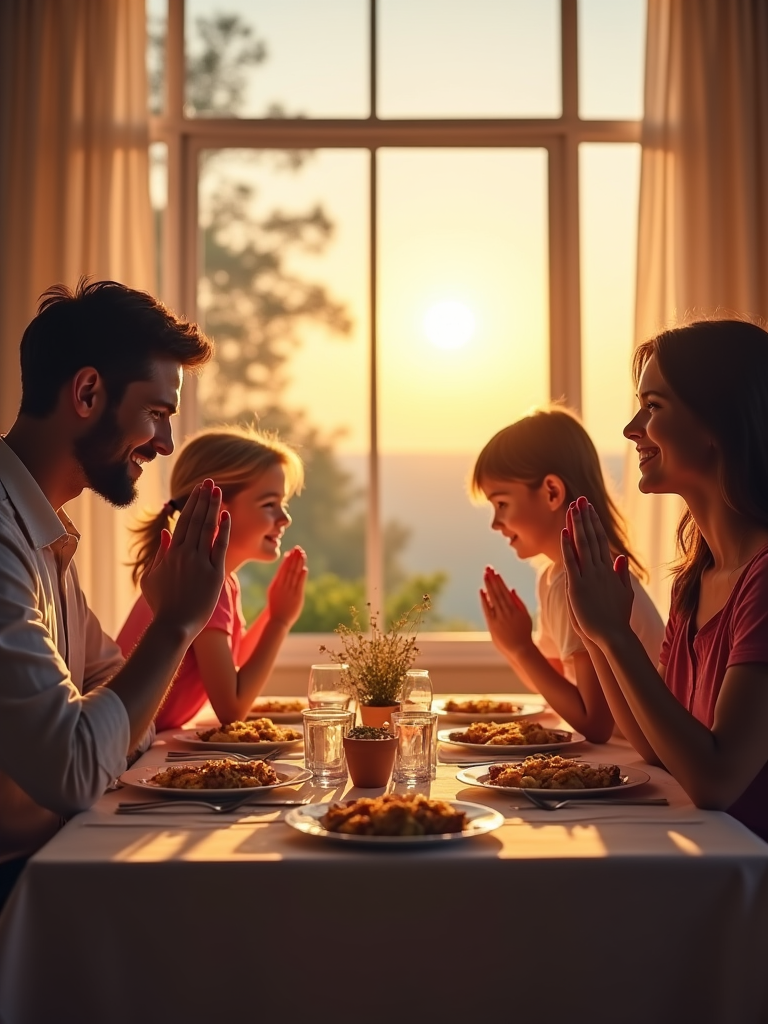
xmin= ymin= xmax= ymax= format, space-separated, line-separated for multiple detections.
xmin=190 ymin=0 xmax=645 ymax=461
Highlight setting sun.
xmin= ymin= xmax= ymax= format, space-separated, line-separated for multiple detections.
xmin=423 ymin=300 xmax=476 ymax=350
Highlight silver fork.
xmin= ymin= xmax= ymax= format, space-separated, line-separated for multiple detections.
xmin=115 ymin=794 xmax=309 ymax=814
xmin=165 ymin=748 xmax=288 ymax=762
xmin=518 ymin=792 xmax=669 ymax=811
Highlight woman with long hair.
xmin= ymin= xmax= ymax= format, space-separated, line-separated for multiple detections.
xmin=562 ymin=319 xmax=768 ymax=838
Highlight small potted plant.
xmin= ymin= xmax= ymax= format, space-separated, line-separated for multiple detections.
xmin=343 ymin=725 xmax=397 ymax=788
xmin=320 ymin=596 xmax=431 ymax=728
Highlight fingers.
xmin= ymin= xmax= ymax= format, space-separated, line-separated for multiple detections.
xmin=275 ymin=547 xmax=307 ymax=588
xmin=169 ymin=482 xmax=204 ymax=547
xmin=561 ymin=526 xmax=581 ymax=577
xmin=483 ymin=567 xmax=507 ymax=604
xmin=149 ymin=529 xmax=171 ymax=573
xmin=195 ymin=484 xmax=223 ymax=553
xmin=479 ymin=588 xmax=494 ymax=623
xmin=613 ymin=553 xmax=632 ymax=592
xmin=564 ymin=507 xmax=581 ymax=571
xmin=211 ymin=509 xmax=230 ymax=573
xmin=574 ymin=496 xmax=602 ymax=564
xmin=587 ymin=502 xmax=613 ymax=565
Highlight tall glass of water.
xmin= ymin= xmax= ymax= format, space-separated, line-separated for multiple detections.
xmin=302 ymin=708 xmax=355 ymax=786
xmin=400 ymin=669 xmax=433 ymax=711
xmin=308 ymin=663 xmax=352 ymax=711
xmin=400 ymin=671 xmax=435 ymax=777
xmin=391 ymin=711 xmax=438 ymax=784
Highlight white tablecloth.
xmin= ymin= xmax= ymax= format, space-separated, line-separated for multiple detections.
xmin=1 ymin=704 xmax=768 ymax=1024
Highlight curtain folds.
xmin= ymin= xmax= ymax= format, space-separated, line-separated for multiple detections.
xmin=0 ymin=0 xmax=160 ymax=635
xmin=627 ymin=0 xmax=768 ymax=613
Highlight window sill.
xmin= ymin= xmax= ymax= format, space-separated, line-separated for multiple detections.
xmin=276 ymin=631 xmax=510 ymax=669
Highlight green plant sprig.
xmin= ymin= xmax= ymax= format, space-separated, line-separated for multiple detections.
xmin=319 ymin=596 xmax=431 ymax=707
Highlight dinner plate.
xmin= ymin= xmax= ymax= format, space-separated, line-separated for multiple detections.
xmin=284 ymin=801 xmax=504 ymax=846
xmin=247 ymin=700 xmax=307 ymax=723
xmin=195 ymin=700 xmax=308 ymax=727
xmin=119 ymin=760 xmax=312 ymax=797
xmin=456 ymin=762 xmax=651 ymax=798
xmin=437 ymin=728 xmax=586 ymax=756
xmin=433 ymin=698 xmax=545 ymax=723
xmin=173 ymin=730 xmax=303 ymax=754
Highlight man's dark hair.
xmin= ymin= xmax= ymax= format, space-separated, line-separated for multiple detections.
xmin=19 ymin=278 xmax=214 ymax=417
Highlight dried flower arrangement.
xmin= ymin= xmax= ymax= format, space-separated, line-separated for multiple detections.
xmin=319 ymin=596 xmax=431 ymax=707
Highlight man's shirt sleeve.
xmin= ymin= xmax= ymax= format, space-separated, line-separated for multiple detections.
xmin=0 ymin=534 xmax=130 ymax=816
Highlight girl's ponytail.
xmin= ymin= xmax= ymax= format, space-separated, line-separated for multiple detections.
xmin=129 ymin=504 xmax=178 ymax=586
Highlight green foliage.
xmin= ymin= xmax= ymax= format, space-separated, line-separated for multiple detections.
xmin=238 ymin=566 xmax=455 ymax=634
xmin=186 ymin=14 xmax=267 ymax=117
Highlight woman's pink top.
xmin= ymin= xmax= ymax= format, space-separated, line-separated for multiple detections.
xmin=659 ymin=546 xmax=768 ymax=841
xmin=117 ymin=574 xmax=245 ymax=732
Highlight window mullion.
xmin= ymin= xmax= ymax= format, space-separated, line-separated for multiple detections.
xmin=549 ymin=0 xmax=582 ymax=411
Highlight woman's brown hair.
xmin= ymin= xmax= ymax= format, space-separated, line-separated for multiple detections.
xmin=471 ymin=405 xmax=646 ymax=579
xmin=632 ymin=318 xmax=768 ymax=619
xmin=129 ymin=425 xmax=303 ymax=585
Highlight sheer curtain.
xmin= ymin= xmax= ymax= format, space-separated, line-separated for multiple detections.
xmin=626 ymin=0 xmax=768 ymax=613
xmin=0 ymin=0 xmax=161 ymax=636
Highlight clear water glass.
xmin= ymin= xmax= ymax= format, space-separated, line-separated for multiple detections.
xmin=308 ymin=663 xmax=353 ymax=711
xmin=400 ymin=671 xmax=436 ymax=777
xmin=302 ymin=708 xmax=355 ymax=786
xmin=400 ymin=669 xmax=433 ymax=711
xmin=391 ymin=711 xmax=438 ymax=784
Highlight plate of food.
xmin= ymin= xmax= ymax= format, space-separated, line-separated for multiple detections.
xmin=173 ymin=718 xmax=304 ymax=754
xmin=438 ymin=721 xmax=586 ymax=756
xmin=433 ymin=697 xmax=545 ymax=723
xmin=120 ymin=758 xmax=312 ymax=796
xmin=456 ymin=755 xmax=650 ymax=798
xmin=284 ymin=793 xmax=504 ymax=846
xmin=246 ymin=698 xmax=307 ymax=723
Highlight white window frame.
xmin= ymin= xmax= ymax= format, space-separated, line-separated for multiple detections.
xmin=149 ymin=0 xmax=641 ymax=664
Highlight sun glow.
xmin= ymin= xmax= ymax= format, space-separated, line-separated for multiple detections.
xmin=423 ymin=300 xmax=476 ymax=351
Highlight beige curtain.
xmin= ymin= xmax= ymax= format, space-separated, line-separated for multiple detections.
xmin=626 ymin=0 xmax=768 ymax=614
xmin=0 ymin=0 xmax=162 ymax=636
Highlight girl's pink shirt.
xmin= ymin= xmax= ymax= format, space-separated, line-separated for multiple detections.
xmin=117 ymin=574 xmax=244 ymax=731
xmin=659 ymin=546 xmax=768 ymax=840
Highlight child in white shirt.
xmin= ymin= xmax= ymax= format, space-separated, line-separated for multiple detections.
xmin=473 ymin=405 xmax=663 ymax=742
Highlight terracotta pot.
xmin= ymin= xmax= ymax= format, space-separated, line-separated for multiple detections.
xmin=343 ymin=736 xmax=397 ymax=788
xmin=359 ymin=704 xmax=399 ymax=730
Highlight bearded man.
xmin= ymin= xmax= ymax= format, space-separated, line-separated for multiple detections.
xmin=0 ymin=279 xmax=231 ymax=903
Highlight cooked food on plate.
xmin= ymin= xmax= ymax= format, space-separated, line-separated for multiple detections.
xmin=248 ymin=700 xmax=305 ymax=715
xmin=320 ymin=793 xmax=467 ymax=836
xmin=149 ymin=759 xmax=278 ymax=789
xmin=486 ymin=754 xmax=621 ymax=790
xmin=197 ymin=718 xmax=301 ymax=743
xmin=448 ymin=721 xmax=566 ymax=746
xmin=443 ymin=699 xmax=524 ymax=715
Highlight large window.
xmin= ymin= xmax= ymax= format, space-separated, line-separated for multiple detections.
xmin=148 ymin=0 xmax=645 ymax=635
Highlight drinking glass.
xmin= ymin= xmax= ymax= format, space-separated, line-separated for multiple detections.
xmin=400 ymin=671 xmax=436 ymax=777
xmin=308 ymin=663 xmax=353 ymax=711
xmin=400 ymin=669 xmax=433 ymax=711
xmin=302 ymin=708 xmax=355 ymax=786
xmin=391 ymin=711 xmax=438 ymax=784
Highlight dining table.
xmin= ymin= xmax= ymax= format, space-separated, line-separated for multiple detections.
xmin=1 ymin=696 xmax=767 ymax=1024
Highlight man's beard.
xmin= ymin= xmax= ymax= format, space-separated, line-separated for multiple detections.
xmin=73 ymin=405 xmax=149 ymax=508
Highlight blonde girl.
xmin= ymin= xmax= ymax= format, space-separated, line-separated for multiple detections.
xmin=118 ymin=426 xmax=306 ymax=730
xmin=472 ymin=406 xmax=663 ymax=743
